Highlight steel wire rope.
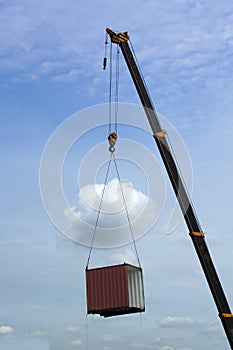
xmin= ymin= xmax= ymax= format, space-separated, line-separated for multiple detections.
xmin=86 ymin=152 xmax=114 ymax=269
xmin=112 ymin=153 xmax=141 ymax=268
xmin=85 ymin=29 xmax=144 ymax=350
xmin=139 ymin=312 xmax=145 ymax=350
xmin=85 ymin=313 xmax=89 ymax=350
xmin=110 ymin=38 xmax=141 ymax=267
xmin=114 ymin=45 xmax=120 ymax=134
xmin=108 ymin=41 xmax=113 ymax=135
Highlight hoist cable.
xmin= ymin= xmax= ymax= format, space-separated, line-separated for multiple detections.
xmin=86 ymin=152 xmax=114 ymax=269
xmin=85 ymin=313 xmax=89 ymax=350
xmin=114 ymin=45 xmax=120 ymax=134
xmin=108 ymin=42 xmax=113 ymax=135
xmin=88 ymin=31 xmax=141 ymax=269
xmin=108 ymin=43 xmax=120 ymax=135
xmin=112 ymin=153 xmax=141 ymax=268
xmin=107 ymin=39 xmax=141 ymax=267
xmin=139 ymin=312 xmax=145 ymax=349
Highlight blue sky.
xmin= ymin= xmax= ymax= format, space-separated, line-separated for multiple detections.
xmin=1 ymin=0 xmax=233 ymax=349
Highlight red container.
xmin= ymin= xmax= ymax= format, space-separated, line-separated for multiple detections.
xmin=86 ymin=263 xmax=145 ymax=317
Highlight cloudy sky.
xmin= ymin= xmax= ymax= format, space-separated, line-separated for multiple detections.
xmin=1 ymin=1 xmax=233 ymax=349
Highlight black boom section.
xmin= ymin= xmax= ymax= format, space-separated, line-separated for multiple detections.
xmin=118 ymin=38 xmax=233 ymax=349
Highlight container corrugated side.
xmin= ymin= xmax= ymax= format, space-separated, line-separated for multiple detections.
xmin=86 ymin=264 xmax=129 ymax=314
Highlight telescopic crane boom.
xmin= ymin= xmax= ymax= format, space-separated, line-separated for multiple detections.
xmin=106 ymin=28 xmax=233 ymax=348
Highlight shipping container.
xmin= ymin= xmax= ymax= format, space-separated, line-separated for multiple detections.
xmin=86 ymin=263 xmax=145 ymax=317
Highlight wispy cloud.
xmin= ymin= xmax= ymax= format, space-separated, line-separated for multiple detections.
xmin=52 ymin=68 xmax=79 ymax=83
xmin=70 ymin=339 xmax=82 ymax=347
xmin=109 ymin=247 xmax=137 ymax=265
xmin=102 ymin=334 xmax=122 ymax=342
xmin=30 ymin=330 xmax=48 ymax=337
xmin=66 ymin=326 xmax=79 ymax=333
xmin=130 ymin=342 xmax=145 ymax=349
xmin=160 ymin=316 xmax=204 ymax=328
xmin=0 ymin=1 xmax=98 ymax=81
xmin=1 ymin=0 xmax=232 ymax=92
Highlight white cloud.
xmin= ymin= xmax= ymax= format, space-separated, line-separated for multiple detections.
xmin=110 ymin=248 xmax=137 ymax=265
xmin=130 ymin=342 xmax=145 ymax=348
xmin=66 ymin=326 xmax=79 ymax=333
xmin=203 ymin=323 xmax=222 ymax=335
xmin=160 ymin=316 xmax=204 ymax=328
xmin=52 ymin=68 xmax=79 ymax=82
xmin=70 ymin=339 xmax=82 ymax=347
xmin=30 ymin=330 xmax=48 ymax=337
xmin=159 ymin=347 xmax=174 ymax=350
xmin=0 ymin=325 xmax=14 ymax=335
xmin=64 ymin=178 xmax=158 ymax=247
xmin=102 ymin=334 xmax=121 ymax=342
xmin=39 ymin=60 xmax=66 ymax=74
xmin=155 ymin=335 xmax=171 ymax=343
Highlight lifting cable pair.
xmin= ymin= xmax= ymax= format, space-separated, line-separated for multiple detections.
xmin=86 ymin=35 xmax=141 ymax=270
xmin=85 ymin=29 xmax=146 ymax=350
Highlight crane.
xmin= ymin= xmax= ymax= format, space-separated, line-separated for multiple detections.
xmin=105 ymin=28 xmax=233 ymax=348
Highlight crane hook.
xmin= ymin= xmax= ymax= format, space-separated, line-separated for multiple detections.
xmin=108 ymin=132 xmax=117 ymax=153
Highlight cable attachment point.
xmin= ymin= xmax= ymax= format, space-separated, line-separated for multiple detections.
xmin=108 ymin=132 xmax=117 ymax=153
